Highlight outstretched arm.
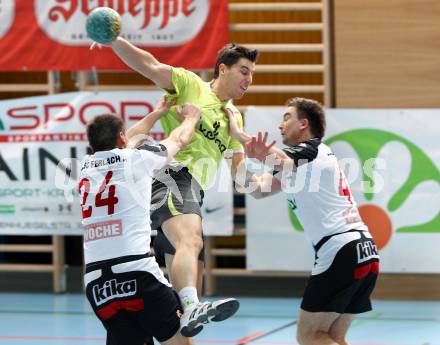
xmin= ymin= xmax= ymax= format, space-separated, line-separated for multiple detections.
xmin=126 ymin=97 xmax=174 ymax=148
xmin=224 ymin=109 xmax=281 ymax=197
xmin=230 ymin=152 xmax=282 ymax=199
xmin=224 ymin=107 xmax=253 ymax=145
xmin=111 ymin=37 xmax=173 ymax=89
xmin=160 ymin=104 xmax=201 ymax=162
xmin=246 ymin=132 xmax=289 ymax=169
xmin=226 ymin=109 xmax=288 ymax=167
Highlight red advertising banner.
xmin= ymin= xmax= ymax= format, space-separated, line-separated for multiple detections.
xmin=0 ymin=0 xmax=228 ymax=71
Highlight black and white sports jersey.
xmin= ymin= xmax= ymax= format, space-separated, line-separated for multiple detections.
xmin=280 ymin=138 xmax=368 ymax=247
xmin=78 ymin=144 xmax=167 ymax=266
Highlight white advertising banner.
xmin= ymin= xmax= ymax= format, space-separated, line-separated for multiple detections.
xmin=245 ymin=107 xmax=440 ymax=273
xmin=0 ymin=91 xmax=233 ymax=236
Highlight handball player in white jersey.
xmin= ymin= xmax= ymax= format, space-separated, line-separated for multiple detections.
xmin=79 ymin=101 xmax=201 ymax=345
xmin=228 ymin=97 xmax=380 ymax=345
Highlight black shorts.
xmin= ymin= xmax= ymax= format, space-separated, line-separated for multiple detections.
xmin=151 ymin=166 xmax=205 ymax=262
xmin=301 ymin=231 xmax=380 ymax=314
xmin=151 ymin=166 xmax=204 ymax=230
xmin=85 ymin=256 xmax=182 ymax=345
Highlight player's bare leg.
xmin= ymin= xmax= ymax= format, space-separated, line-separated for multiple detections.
xmin=162 ymin=214 xmax=239 ymax=337
xmin=162 ymin=214 xmax=203 ymax=295
xmin=161 ymin=331 xmax=193 ymax=345
xmin=328 ymin=314 xmax=354 ymax=345
xmin=296 ymin=309 xmax=343 ymax=345
xmin=165 ymin=254 xmax=204 ymax=298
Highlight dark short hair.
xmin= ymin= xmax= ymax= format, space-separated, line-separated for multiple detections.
xmin=286 ymin=97 xmax=326 ymax=138
xmin=86 ymin=114 xmax=124 ymax=152
xmin=214 ymin=43 xmax=259 ymax=78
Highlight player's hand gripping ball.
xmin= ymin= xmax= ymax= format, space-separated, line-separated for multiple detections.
xmin=86 ymin=7 xmax=121 ymax=45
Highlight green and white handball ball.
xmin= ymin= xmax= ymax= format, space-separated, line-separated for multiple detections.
xmin=86 ymin=7 xmax=121 ymax=45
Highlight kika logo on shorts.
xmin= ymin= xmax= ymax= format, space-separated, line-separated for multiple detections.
xmin=84 ymin=220 xmax=122 ymax=242
xmin=356 ymin=240 xmax=379 ymax=264
xmin=93 ymin=279 xmax=137 ymax=306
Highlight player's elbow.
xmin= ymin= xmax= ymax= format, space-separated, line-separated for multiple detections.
xmin=251 ymin=179 xmax=275 ymax=199
xmin=174 ymin=132 xmax=192 ymax=151
xmin=178 ymin=134 xmax=193 ymax=150
xmin=250 ymin=190 xmax=272 ymax=199
xmin=174 ymin=138 xmax=186 ymax=151
xmin=137 ymin=61 xmax=158 ymax=81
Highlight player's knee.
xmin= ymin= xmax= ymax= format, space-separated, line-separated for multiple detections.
xmin=178 ymin=230 xmax=202 ymax=254
xmin=329 ymin=330 xmax=348 ymax=345
xmin=295 ymin=327 xmax=307 ymax=345
xmin=189 ymin=232 xmax=203 ymax=254
xmin=296 ymin=328 xmax=315 ymax=345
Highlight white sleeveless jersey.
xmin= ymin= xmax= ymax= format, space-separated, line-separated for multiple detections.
xmin=78 ymin=143 xmax=168 ymax=266
xmin=280 ymin=138 xmax=368 ymax=247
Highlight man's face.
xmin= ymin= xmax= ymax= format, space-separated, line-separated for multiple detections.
xmin=220 ymin=58 xmax=255 ymax=99
xmin=278 ymin=107 xmax=307 ymax=145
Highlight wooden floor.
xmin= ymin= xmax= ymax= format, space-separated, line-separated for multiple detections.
xmin=0 ymin=293 xmax=439 ymax=345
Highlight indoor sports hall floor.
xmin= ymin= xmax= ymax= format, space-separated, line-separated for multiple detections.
xmin=0 ymin=293 xmax=439 ymax=345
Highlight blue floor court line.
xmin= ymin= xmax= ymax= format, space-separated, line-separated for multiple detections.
xmin=0 ymin=294 xmax=439 ymax=345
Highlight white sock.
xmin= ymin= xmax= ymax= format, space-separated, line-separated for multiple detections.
xmin=178 ymin=286 xmax=199 ymax=311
